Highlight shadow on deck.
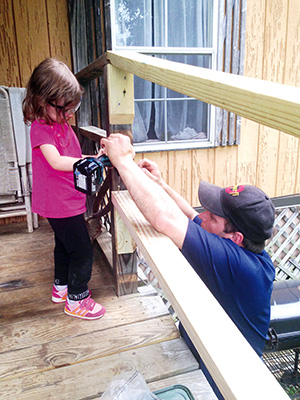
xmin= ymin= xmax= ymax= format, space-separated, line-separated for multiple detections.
xmin=0 ymin=220 xmax=216 ymax=399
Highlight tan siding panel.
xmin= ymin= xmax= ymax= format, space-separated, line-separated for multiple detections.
xmin=0 ymin=0 xmax=20 ymax=86
xmin=13 ymin=0 xmax=50 ymax=86
xmin=237 ymin=120 xmax=259 ymax=186
xmin=277 ymin=0 xmax=300 ymax=196
xmin=237 ymin=0 xmax=266 ymax=186
xmin=191 ymin=148 xmax=215 ymax=207
xmin=256 ymin=0 xmax=288 ymax=197
xmin=46 ymin=0 xmax=72 ymax=67
xmin=147 ymin=151 xmax=169 ymax=183
xmin=214 ymin=146 xmax=237 ymax=188
xmin=168 ymin=150 xmax=192 ymax=204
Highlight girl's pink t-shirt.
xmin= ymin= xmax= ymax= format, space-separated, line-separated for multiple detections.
xmin=30 ymin=120 xmax=86 ymax=218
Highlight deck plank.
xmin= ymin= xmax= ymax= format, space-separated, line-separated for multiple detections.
xmin=0 ymin=339 xmax=199 ymax=400
xmin=0 ymin=316 xmax=179 ymax=381
xmin=1 ymin=293 xmax=169 ymax=349
xmin=0 ymin=221 xmax=218 ymax=400
xmin=0 ymin=266 xmax=113 ymax=295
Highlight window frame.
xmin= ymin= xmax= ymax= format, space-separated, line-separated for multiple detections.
xmin=110 ymin=0 xmax=219 ymax=153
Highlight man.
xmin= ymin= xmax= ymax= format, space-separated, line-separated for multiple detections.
xmin=101 ymin=134 xmax=275 ymax=398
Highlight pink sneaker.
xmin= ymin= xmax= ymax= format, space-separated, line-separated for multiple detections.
xmin=52 ymin=285 xmax=68 ymax=303
xmin=64 ymin=296 xmax=106 ymax=320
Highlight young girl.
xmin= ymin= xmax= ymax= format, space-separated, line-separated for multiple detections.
xmin=23 ymin=58 xmax=105 ymax=320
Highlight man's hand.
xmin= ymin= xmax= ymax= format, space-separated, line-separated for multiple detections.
xmin=138 ymin=158 xmax=163 ymax=186
xmin=100 ymin=134 xmax=134 ymax=168
xmin=101 ymin=135 xmax=188 ymax=249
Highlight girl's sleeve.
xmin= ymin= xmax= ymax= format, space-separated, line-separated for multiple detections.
xmin=30 ymin=123 xmax=56 ymax=149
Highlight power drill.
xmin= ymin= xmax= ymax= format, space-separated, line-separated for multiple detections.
xmin=73 ymin=154 xmax=112 ymax=195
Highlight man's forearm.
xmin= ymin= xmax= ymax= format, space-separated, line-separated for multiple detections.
xmin=100 ymin=133 xmax=189 ymax=248
xmin=160 ymin=180 xmax=198 ymax=220
xmin=115 ymin=159 xmax=188 ymax=248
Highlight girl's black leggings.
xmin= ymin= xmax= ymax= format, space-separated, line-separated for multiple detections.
xmin=48 ymin=214 xmax=93 ymax=301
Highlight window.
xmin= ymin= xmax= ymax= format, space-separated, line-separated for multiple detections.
xmin=110 ymin=0 xmax=218 ymax=151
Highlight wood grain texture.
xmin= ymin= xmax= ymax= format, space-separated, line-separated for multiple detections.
xmin=12 ymin=0 xmax=50 ymax=86
xmin=255 ymin=4 xmax=283 ymax=194
xmin=106 ymin=63 xmax=134 ymax=125
xmin=141 ymin=151 xmax=169 ymax=184
xmin=0 ymin=316 xmax=178 ymax=381
xmin=0 ymin=0 xmax=20 ymax=86
xmin=276 ymin=0 xmax=300 ymax=196
xmin=107 ymin=50 xmax=300 ymax=139
xmin=256 ymin=1 xmax=286 ymax=196
xmin=214 ymin=146 xmax=237 ymax=188
xmin=112 ymin=190 xmax=289 ymax=400
xmin=1 ymin=221 xmax=209 ymax=399
xmin=1 ymin=292 xmax=170 ymax=351
xmin=191 ymin=148 xmax=215 ymax=206
xmin=0 ymin=339 xmax=199 ymax=400
xmin=46 ymin=0 xmax=72 ymax=65
xmin=168 ymin=150 xmax=193 ymax=204
xmin=237 ymin=0 xmax=266 ymax=186
xmin=114 ymin=210 xmax=136 ymax=254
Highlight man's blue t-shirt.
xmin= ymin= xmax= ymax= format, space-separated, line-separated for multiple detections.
xmin=181 ymin=215 xmax=275 ymax=356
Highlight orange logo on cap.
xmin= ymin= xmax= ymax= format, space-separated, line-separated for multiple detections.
xmin=225 ymin=185 xmax=245 ymax=196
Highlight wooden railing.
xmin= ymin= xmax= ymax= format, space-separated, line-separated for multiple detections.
xmin=76 ymin=51 xmax=298 ymax=399
xmin=78 ymin=50 xmax=300 ymax=138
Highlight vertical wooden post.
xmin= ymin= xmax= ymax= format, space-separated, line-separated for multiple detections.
xmin=106 ymin=63 xmax=137 ymax=296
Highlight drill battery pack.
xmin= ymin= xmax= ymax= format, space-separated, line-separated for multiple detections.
xmin=73 ymin=155 xmax=111 ymax=195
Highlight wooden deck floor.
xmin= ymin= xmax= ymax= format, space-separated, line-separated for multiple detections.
xmin=0 ymin=220 xmax=217 ymax=399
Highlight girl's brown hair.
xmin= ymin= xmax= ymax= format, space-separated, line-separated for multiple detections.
xmin=23 ymin=58 xmax=84 ymax=125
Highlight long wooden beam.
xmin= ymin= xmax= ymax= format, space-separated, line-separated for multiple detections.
xmin=112 ymin=190 xmax=289 ymax=400
xmin=106 ymin=50 xmax=300 ymax=138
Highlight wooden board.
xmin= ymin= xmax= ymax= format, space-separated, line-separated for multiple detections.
xmin=168 ymin=150 xmax=193 ymax=205
xmin=237 ymin=0 xmax=265 ymax=186
xmin=106 ymin=63 xmax=134 ymax=125
xmin=13 ymin=0 xmax=50 ymax=86
xmin=0 ymin=0 xmax=21 ymax=86
xmin=256 ymin=0 xmax=286 ymax=197
xmin=276 ymin=0 xmax=300 ymax=196
xmin=1 ymin=291 xmax=170 ymax=350
xmin=106 ymin=50 xmax=300 ymax=139
xmin=0 ymin=219 xmax=113 ymax=310
xmin=112 ymin=190 xmax=289 ymax=400
xmin=191 ymin=148 xmax=215 ymax=206
xmin=1 ymin=221 xmax=202 ymax=399
xmin=0 ymin=315 xmax=179 ymax=381
xmin=95 ymin=227 xmax=113 ymax=267
xmin=214 ymin=146 xmax=237 ymax=188
xmin=0 ymin=338 xmax=198 ymax=400
xmin=46 ymin=0 xmax=72 ymax=65
xmin=76 ymin=125 xmax=107 ymax=142
xmin=0 ymin=286 xmax=114 ymax=325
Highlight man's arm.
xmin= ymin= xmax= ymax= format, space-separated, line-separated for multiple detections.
xmin=101 ymin=134 xmax=189 ymax=249
xmin=138 ymin=158 xmax=198 ymax=220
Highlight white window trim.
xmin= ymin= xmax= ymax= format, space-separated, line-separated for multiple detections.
xmin=110 ymin=0 xmax=219 ymax=153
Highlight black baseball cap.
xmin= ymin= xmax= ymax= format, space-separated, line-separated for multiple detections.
xmin=198 ymin=181 xmax=275 ymax=242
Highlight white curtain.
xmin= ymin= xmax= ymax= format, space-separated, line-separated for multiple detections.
xmin=114 ymin=0 xmax=213 ymax=143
